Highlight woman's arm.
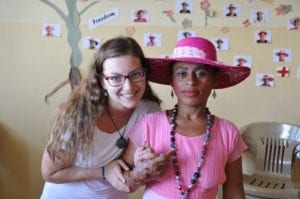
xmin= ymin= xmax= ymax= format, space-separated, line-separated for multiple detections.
xmin=41 ymin=148 xmax=103 ymax=183
xmin=222 ymin=157 xmax=245 ymax=199
xmin=106 ymin=141 xmax=171 ymax=192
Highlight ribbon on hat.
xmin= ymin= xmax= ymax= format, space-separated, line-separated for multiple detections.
xmin=172 ymin=46 xmax=207 ymax=59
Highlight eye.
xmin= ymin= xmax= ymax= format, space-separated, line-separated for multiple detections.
xmin=176 ymin=71 xmax=188 ymax=78
xmin=109 ymin=75 xmax=123 ymax=82
xmin=194 ymin=69 xmax=207 ymax=78
xmin=129 ymin=70 xmax=143 ymax=80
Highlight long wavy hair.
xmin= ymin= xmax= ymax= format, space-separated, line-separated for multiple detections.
xmin=47 ymin=36 xmax=161 ymax=164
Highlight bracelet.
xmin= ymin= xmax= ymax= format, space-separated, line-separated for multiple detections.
xmin=101 ymin=166 xmax=106 ymax=180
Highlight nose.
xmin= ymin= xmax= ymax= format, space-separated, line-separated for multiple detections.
xmin=185 ymin=73 xmax=196 ymax=85
xmin=122 ymin=77 xmax=134 ymax=89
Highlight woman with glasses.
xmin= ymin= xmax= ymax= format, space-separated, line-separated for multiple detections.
xmin=40 ymin=36 xmax=170 ymax=199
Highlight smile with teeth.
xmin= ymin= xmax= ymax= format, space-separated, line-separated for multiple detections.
xmin=121 ymin=92 xmax=136 ymax=97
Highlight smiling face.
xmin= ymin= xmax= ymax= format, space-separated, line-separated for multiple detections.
xmin=101 ymin=55 xmax=146 ymax=110
xmin=171 ymin=62 xmax=217 ymax=107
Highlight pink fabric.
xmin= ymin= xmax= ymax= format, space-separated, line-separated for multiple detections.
xmin=128 ymin=111 xmax=247 ymax=199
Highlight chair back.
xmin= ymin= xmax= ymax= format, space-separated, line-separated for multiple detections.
xmin=241 ymin=122 xmax=300 ymax=179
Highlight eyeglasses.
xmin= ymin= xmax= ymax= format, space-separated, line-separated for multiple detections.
xmin=102 ymin=69 xmax=145 ymax=87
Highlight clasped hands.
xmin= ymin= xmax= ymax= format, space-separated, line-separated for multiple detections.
xmin=105 ymin=142 xmax=172 ymax=192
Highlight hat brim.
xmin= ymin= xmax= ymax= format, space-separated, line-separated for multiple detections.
xmin=275 ymin=52 xmax=288 ymax=56
xmin=147 ymin=57 xmax=251 ymax=89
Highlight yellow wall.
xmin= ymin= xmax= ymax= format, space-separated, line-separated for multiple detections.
xmin=0 ymin=1 xmax=299 ymax=198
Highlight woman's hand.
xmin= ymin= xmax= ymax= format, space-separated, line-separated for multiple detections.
xmin=105 ymin=159 xmax=130 ymax=192
xmin=133 ymin=142 xmax=173 ymax=181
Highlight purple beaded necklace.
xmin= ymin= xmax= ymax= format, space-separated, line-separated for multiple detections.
xmin=169 ymin=104 xmax=213 ymax=199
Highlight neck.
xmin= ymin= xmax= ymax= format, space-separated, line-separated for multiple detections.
xmin=106 ymin=103 xmax=134 ymax=118
xmin=176 ymin=103 xmax=207 ymax=120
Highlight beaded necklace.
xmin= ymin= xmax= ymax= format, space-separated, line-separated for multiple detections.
xmin=169 ymin=104 xmax=213 ymax=199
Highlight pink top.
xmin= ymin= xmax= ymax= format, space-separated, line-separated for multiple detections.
xmin=128 ymin=111 xmax=247 ymax=199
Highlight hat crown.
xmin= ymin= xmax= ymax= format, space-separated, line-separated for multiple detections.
xmin=172 ymin=37 xmax=217 ymax=61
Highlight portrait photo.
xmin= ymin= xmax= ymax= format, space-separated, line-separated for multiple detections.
xmin=273 ymin=49 xmax=292 ymax=62
xmin=211 ymin=37 xmax=229 ymax=51
xmin=178 ymin=30 xmax=196 ymax=40
xmin=143 ymin=33 xmax=162 ymax=47
xmin=256 ymin=73 xmax=275 ymax=87
xmin=254 ymin=30 xmax=271 ymax=44
xmin=224 ymin=3 xmax=241 ymax=17
xmin=42 ymin=23 xmax=61 ymax=37
xmin=233 ymin=55 xmax=252 ymax=67
xmin=250 ymin=10 xmax=269 ymax=24
xmin=176 ymin=0 xmax=192 ymax=14
xmin=132 ymin=9 xmax=149 ymax=23
xmin=83 ymin=36 xmax=101 ymax=49
xmin=288 ymin=16 xmax=300 ymax=30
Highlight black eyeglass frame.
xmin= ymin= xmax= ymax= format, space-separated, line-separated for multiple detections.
xmin=102 ymin=68 xmax=146 ymax=87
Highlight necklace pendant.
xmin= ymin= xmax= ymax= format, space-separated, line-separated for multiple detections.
xmin=116 ymin=137 xmax=128 ymax=149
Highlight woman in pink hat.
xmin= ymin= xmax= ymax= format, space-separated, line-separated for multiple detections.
xmin=117 ymin=37 xmax=251 ymax=198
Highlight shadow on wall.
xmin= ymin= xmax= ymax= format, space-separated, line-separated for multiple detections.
xmin=0 ymin=122 xmax=30 ymax=199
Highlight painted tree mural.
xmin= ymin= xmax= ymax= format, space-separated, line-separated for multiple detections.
xmin=41 ymin=0 xmax=99 ymax=101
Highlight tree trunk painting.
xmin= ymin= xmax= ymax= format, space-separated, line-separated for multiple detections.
xmin=41 ymin=0 xmax=99 ymax=102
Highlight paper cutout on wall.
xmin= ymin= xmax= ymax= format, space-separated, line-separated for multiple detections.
xmin=200 ymin=0 xmax=211 ymax=27
xmin=211 ymin=37 xmax=229 ymax=51
xmin=200 ymin=0 xmax=210 ymax=11
xmin=177 ymin=0 xmax=193 ymax=14
xmin=276 ymin=66 xmax=289 ymax=78
xmin=83 ymin=36 xmax=101 ymax=49
xmin=273 ymin=49 xmax=292 ymax=63
xmin=288 ymin=16 xmax=300 ymax=30
xmin=254 ymin=30 xmax=271 ymax=44
xmin=224 ymin=3 xmax=241 ymax=17
xmin=125 ymin=26 xmax=136 ymax=36
xmin=162 ymin=10 xmax=175 ymax=23
xmin=178 ymin=30 xmax=196 ymax=40
xmin=275 ymin=4 xmax=293 ymax=16
xmin=233 ymin=55 xmax=252 ymax=68
xmin=132 ymin=9 xmax=149 ymax=23
xmin=143 ymin=33 xmax=162 ymax=47
xmin=42 ymin=23 xmax=61 ymax=37
xmin=88 ymin=8 xmax=119 ymax=29
xmin=221 ymin=26 xmax=229 ymax=33
xmin=243 ymin=19 xmax=251 ymax=27
xmin=256 ymin=73 xmax=275 ymax=87
xmin=182 ymin=18 xmax=192 ymax=28
xmin=250 ymin=10 xmax=269 ymax=24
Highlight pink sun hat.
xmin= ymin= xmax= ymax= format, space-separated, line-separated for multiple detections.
xmin=147 ymin=37 xmax=251 ymax=89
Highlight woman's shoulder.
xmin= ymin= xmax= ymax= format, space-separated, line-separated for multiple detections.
xmin=137 ymin=100 xmax=160 ymax=111
xmin=213 ymin=115 xmax=238 ymax=132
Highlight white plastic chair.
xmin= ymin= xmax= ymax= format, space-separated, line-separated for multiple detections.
xmin=240 ymin=122 xmax=300 ymax=199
